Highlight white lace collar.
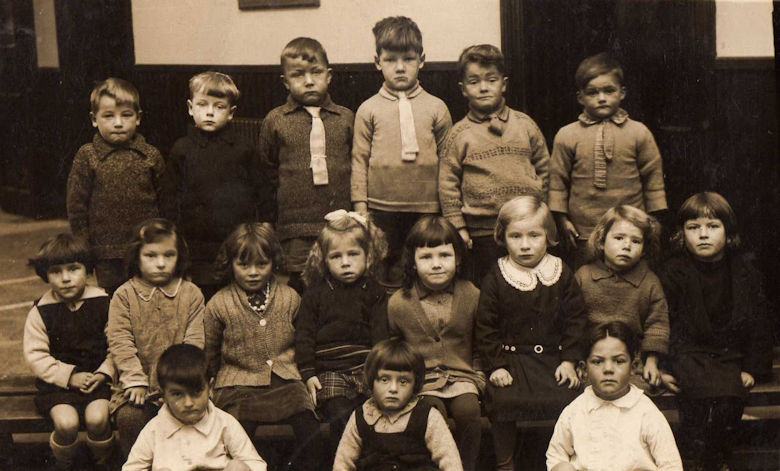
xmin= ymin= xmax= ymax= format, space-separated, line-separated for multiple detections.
xmin=498 ymin=254 xmax=562 ymax=291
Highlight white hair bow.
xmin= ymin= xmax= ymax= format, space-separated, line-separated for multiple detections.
xmin=324 ymin=209 xmax=368 ymax=227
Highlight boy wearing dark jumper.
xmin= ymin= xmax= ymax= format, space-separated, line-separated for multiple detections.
xmin=352 ymin=16 xmax=453 ymax=286
xmin=260 ymin=37 xmax=354 ymax=293
xmin=162 ymin=71 xmax=272 ymax=299
xmin=439 ymin=44 xmax=549 ymax=286
xmin=548 ymin=53 xmax=667 ymax=268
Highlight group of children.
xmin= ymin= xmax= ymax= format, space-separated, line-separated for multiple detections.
xmin=20 ymin=13 xmax=772 ymax=471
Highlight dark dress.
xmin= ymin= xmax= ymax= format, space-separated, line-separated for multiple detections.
xmin=476 ymin=255 xmax=587 ymax=420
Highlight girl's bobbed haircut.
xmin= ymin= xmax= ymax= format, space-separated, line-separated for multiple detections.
xmin=364 ymin=338 xmax=425 ymax=395
xmin=494 ymin=195 xmax=558 ymax=247
xmin=586 ymin=205 xmax=661 ymax=264
xmin=28 ymin=233 xmax=94 ymax=282
xmin=585 ymin=321 xmax=640 ymax=359
xmin=126 ymin=218 xmax=189 ymax=279
xmin=214 ymin=223 xmax=284 ymax=286
xmin=301 ymin=210 xmax=387 ymax=287
xmin=671 ymin=192 xmax=740 ymax=252
xmin=156 ymin=344 xmax=208 ymax=392
xmin=400 ymin=215 xmax=466 ymax=296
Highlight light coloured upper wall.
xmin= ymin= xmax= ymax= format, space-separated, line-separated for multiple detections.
xmin=32 ymin=0 xmax=59 ymax=68
xmin=716 ymin=0 xmax=774 ymax=58
xmin=132 ymin=0 xmax=501 ymax=65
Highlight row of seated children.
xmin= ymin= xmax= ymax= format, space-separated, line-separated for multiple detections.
xmin=24 ymin=188 xmax=771 ymax=471
xmin=66 ymin=15 xmax=666 ymax=304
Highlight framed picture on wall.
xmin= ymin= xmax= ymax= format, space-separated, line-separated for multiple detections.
xmin=239 ymin=0 xmax=319 ymax=9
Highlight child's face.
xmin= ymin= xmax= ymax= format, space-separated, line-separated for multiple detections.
xmin=602 ymin=219 xmax=644 ymax=272
xmin=282 ymin=56 xmax=332 ymax=106
xmin=414 ymin=243 xmax=457 ymax=291
xmin=139 ymin=235 xmax=178 ymax=286
xmin=232 ymin=257 xmax=273 ymax=293
xmin=47 ymin=262 xmax=87 ymax=302
xmin=90 ymin=95 xmax=140 ymax=146
xmin=325 ymin=236 xmax=367 ymax=285
xmin=375 ymin=48 xmax=424 ymax=92
xmin=683 ymin=217 xmax=727 ymax=262
xmin=505 ymin=212 xmax=548 ymax=268
xmin=163 ymin=381 xmax=210 ymax=425
xmin=460 ymin=62 xmax=507 ymax=115
xmin=373 ymin=368 xmax=415 ymax=413
xmin=577 ymin=72 xmax=626 ymax=121
xmin=587 ymin=336 xmax=632 ymax=401
xmin=188 ymin=92 xmax=235 ymax=132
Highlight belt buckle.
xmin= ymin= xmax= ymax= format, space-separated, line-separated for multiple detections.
xmin=533 ymin=344 xmax=544 ymax=354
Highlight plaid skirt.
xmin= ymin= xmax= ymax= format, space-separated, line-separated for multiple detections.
xmin=316 ymin=369 xmax=371 ymax=402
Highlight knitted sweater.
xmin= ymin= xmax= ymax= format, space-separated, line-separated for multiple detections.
xmin=575 ymin=260 xmax=669 ymax=355
xmin=260 ymin=95 xmax=354 ymax=241
xmin=351 ymin=83 xmax=452 ymax=213
xmin=204 ymin=280 xmax=302 ymax=389
xmin=439 ymin=106 xmax=550 ymax=236
xmin=548 ymin=112 xmax=667 ymax=239
xmin=67 ymin=133 xmax=164 ymax=259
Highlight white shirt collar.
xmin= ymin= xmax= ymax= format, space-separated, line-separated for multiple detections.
xmin=157 ymin=401 xmax=216 ymax=439
xmin=498 ymin=254 xmax=563 ymax=291
xmin=583 ymin=384 xmax=644 ymax=413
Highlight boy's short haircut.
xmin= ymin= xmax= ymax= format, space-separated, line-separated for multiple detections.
xmin=574 ymin=52 xmax=624 ymax=90
xmin=372 ymin=16 xmax=423 ymax=56
xmin=156 ymin=344 xmax=208 ymax=392
xmin=125 ymin=218 xmax=190 ymax=279
xmin=364 ymin=338 xmax=425 ymax=394
xmin=90 ymin=77 xmax=141 ymax=113
xmin=671 ymin=191 xmax=741 ymax=252
xmin=457 ymin=44 xmax=505 ymax=80
xmin=28 ymin=233 xmax=94 ymax=282
xmin=281 ymin=37 xmax=330 ymax=69
xmin=188 ymin=71 xmax=240 ymax=106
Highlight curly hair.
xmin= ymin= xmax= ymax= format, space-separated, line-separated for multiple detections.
xmin=399 ymin=215 xmax=466 ymax=297
xmin=585 ymin=205 xmax=661 ymax=264
xmin=301 ymin=211 xmax=387 ymax=287
xmin=125 ymin=218 xmax=189 ymax=280
xmin=213 ymin=223 xmax=284 ymax=287
xmin=670 ymin=192 xmax=740 ymax=253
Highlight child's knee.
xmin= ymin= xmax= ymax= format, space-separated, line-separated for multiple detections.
xmin=50 ymin=406 xmax=80 ymax=442
xmin=84 ymin=400 xmax=111 ymax=432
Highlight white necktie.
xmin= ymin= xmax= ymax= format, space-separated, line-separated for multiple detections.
xmin=305 ymin=106 xmax=328 ymax=185
xmin=398 ymin=91 xmax=419 ymax=161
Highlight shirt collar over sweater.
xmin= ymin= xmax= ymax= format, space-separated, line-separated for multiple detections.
xmin=92 ymin=132 xmax=155 ymax=161
xmin=466 ymin=99 xmax=509 ymax=124
xmin=362 ymin=396 xmax=420 ymax=426
xmin=578 ymin=108 xmax=629 ymax=126
xmin=588 ymin=259 xmax=649 ymax=288
xmin=378 ymin=82 xmax=423 ymax=101
xmin=281 ymin=94 xmax=342 ymax=115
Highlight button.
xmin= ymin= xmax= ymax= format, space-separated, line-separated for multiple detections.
xmin=266 ymin=360 xmax=273 ymax=366
xmin=434 ymin=336 xmax=441 ymax=342
xmin=259 ymin=319 xmax=267 ymax=326
xmin=510 ymin=346 xmax=516 ymax=352
xmin=533 ymin=345 xmax=544 ymax=354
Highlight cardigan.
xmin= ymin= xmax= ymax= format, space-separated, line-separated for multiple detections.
xmin=161 ymin=124 xmax=273 ymax=261
xmin=575 ymin=260 xmax=669 ymax=355
xmin=204 ymin=280 xmax=302 ymax=388
xmin=260 ymin=95 xmax=354 ymax=241
xmin=107 ymin=277 xmax=205 ymax=413
xmin=351 ymin=83 xmax=452 ymax=213
xmin=439 ymin=105 xmax=550 ymax=236
xmin=67 ymin=133 xmax=164 ymax=259
xmin=548 ymin=112 xmax=667 ymax=239
xmin=294 ymin=276 xmax=387 ymax=381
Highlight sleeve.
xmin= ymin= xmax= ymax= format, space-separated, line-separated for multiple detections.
xmin=293 ymin=290 xmax=319 ymax=382
xmin=635 ymin=125 xmax=667 ymax=213
xmin=527 ymin=117 xmax=551 ymax=196
xmin=548 ymin=128 xmax=574 ymax=214
xmin=641 ymin=407 xmax=684 ymax=471
xmin=640 ymin=275 xmax=670 ymax=355
xmin=424 ymin=407 xmax=464 ymax=471
xmin=95 ymin=354 xmax=116 ymax=383
xmin=332 ymin=411 xmax=362 ymax=471
xmin=545 ymin=407 xmax=575 ymax=470
xmin=369 ymin=289 xmax=390 ymax=344
xmin=23 ymin=305 xmax=75 ymax=389
xmin=203 ymin=298 xmax=225 ymax=380
xmin=183 ymin=286 xmax=205 ymax=349
xmin=66 ymin=146 xmax=94 ymax=240
xmin=257 ymin=115 xmax=279 ymax=224
xmin=121 ymin=421 xmax=156 ymax=471
xmin=159 ymin=140 xmax=185 ymax=223
xmin=475 ymin=271 xmax=508 ymax=372
xmin=351 ymin=103 xmax=373 ymax=205
xmin=433 ymin=102 xmax=453 ymax=158
xmin=558 ymin=268 xmax=588 ymax=363
xmin=438 ymin=125 xmax=467 ymax=229
xmin=107 ymin=288 xmax=149 ymax=390
xmin=223 ymin=412 xmax=268 ymax=471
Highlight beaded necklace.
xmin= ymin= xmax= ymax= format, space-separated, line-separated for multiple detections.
xmin=247 ymin=281 xmax=272 ymax=326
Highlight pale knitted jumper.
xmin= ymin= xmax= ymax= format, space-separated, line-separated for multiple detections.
xmin=204 ymin=280 xmax=302 ymax=389
xmin=575 ymin=260 xmax=669 ymax=355
xmin=351 ymin=83 xmax=452 ymax=213
xmin=439 ymin=105 xmax=550 ymax=236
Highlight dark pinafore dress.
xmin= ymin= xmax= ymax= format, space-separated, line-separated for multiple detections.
xmin=355 ymin=401 xmax=437 ymax=471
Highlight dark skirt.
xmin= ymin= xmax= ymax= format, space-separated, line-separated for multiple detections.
xmin=486 ymin=353 xmax=579 ymax=421
xmin=34 ymin=382 xmax=111 ymax=415
xmin=670 ymin=351 xmax=746 ymax=399
xmin=213 ymin=374 xmax=315 ymax=423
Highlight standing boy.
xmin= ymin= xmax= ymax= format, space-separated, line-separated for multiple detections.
xmin=352 ymin=16 xmax=453 ymax=286
xmin=439 ymin=44 xmax=549 ymax=286
xmin=260 ymin=37 xmax=354 ymax=293
xmin=162 ymin=71 xmax=272 ymax=299
xmin=549 ymin=53 xmax=667 ymax=268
